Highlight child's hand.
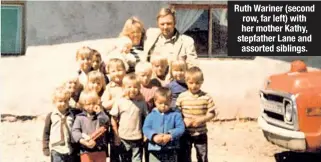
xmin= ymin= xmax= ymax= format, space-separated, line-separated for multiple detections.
xmin=86 ymin=139 xmax=96 ymax=149
xmin=143 ymin=136 xmax=148 ymax=142
xmin=114 ymin=136 xmax=121 ymax=146
xmin=184 ymin=118 xmax=194 ymax=127
xmin=153 ymin=134 xmax=164 ymax=144
xmin=191 ymin=118 xmax=204 ymax=127
xmin=161 ymin=134 xmax=172 ymax=145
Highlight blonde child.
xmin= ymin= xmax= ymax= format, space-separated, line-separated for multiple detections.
xmin=76 ymin=46 xmax=94 ymax=87
xmin=72 ymin=91 xmax=109 ymax=162
xmin=135 ymin=61 xmax=158 ymax=112
xmin=143 ymin=87 xmax=185 ymax=162
xmin=42 ymin=86 xmax=79 ymax=162
xmin=83 ymin=71 xmax=107 ymax=97
xmin=165 ymin=60 xmax=188 ymax=108
xmin=150 ymin=53 xmax=171 ymax=87
xmin=106 ymin=36 xmax=140 ymax=73
xmin=101 ymin=58 xmax=127 ymax=111
xmin=100 ymin=58 xmax=127 ymax=162
xmin=110 ymin=74 xmax=149 ymax=162
xmin=63 ymin=77 xmax=83 ymax=109
xmin=176 ymin=67 xmax=217 ymax=162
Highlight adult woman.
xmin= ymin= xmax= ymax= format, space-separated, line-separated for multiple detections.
xmin=119 ymin=16 xmax=146 ymax=50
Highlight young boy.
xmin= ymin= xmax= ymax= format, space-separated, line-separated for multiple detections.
xmin=110 ymin=74 xmax=149 ymax=162
xmin=165 ymin=60 xmax=188 ymax=108
xmin=42 ymin=86 xmax=80 ymax=162
xmin=76 ymin=46 xmax=94 ymax=87
xmin=91 ymin=49 xmax=107 ymax=76
xmin=176 ymin=67 xmax=217 ymax=162
xmin=101 ymin=58 xmax=127 ymax=111
xmin=72 ymin=91 xmax=109 ymax=162
xmin=143 ymin=87 xmax=185 ymax=162
xmin=135 ymin=61 xmax=159 ymax=112
xmin=150 ymin=53 xmax=170 ymax=87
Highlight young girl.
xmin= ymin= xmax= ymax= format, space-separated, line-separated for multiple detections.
xmin=72 ymin=91 xmax=109 ymax=162
xmin=165 ymin=60 xmax=188 ymax=108
xmin=76 ymin=46 xmax=94 ymax=87
xmin=63 ymin=77 xmax=83 ymax=109
xmin=84 ymin=71 xmax=107 ymax=97
xmin=110 ymin=74 xmax=149 ymax=162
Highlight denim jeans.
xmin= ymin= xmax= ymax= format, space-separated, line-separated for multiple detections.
xmin=51 ymin=150 xmax=73 ymax=162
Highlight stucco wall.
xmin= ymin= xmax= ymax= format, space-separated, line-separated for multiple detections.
xmin=25 ymin=1 xmax=168 ymax=46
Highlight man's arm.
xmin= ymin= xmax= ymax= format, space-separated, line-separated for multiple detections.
xmin=182 ymin=36 xmax=199 ymax=68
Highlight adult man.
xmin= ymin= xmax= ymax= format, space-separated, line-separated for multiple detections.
xmin=143 ymin=7 xmax=198 ymax=68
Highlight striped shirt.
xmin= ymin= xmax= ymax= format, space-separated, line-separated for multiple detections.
xmin=176 ymin=91 xmax=216 ymax=136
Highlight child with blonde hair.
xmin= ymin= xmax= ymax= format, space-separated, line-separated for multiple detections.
xmin=176 ymin=67 xmax=217 ymax=162
xmin=165 ymin=60 xmax=188 ymax=108
xmin=106 ymin=36 xmax=140 ymax=73
xmin=83 ymin=71 xmax=107 ymax=97
xmin=72 ymin=91 xmax=109 ymax=162
xmin=110 ymin=74 xmax=149 ymax=162
xmin=101 ymin=58 xmax=127 ymax=111
xmin=63 ymin=76 xmax=83 ymax=109
xmin=150 ymin=53 xmax=171 ymax=87
xmin=42 ymin=86 xmax=80 ymax=162
xmin=135 ymin=61 xmax=159 ymax=112
xmin=76 ymin=46 xmax=94 ymax=87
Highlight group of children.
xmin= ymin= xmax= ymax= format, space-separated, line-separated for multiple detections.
xmin=42 ymin=41 xmax=217 ymax=162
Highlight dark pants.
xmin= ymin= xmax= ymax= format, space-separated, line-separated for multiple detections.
xmin=177 ymin=133 xmax=208 ymax=162
xmin=149 ymin=150 xmax=177 ymax=162
xmin=51 ymin=150 xmax=73 ymax=162
xmin=143 ymin=140 xmax=149 ymax=162
xmin=119 ymin=139 xmax=143 ymax=162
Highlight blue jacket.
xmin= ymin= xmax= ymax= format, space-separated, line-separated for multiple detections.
xmin=143 ymin=108 xmax=185 ymax=151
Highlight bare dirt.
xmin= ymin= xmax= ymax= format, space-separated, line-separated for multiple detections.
xmin=1 ymin=118 xmax=320 ymax=162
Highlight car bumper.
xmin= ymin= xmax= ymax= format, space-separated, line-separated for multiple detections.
xmin=258 ymin=116 xmax=307 ymax=151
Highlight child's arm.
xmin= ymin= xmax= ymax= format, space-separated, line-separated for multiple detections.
xmin=111 ymin=116 xmax=121 ymax=145
xmin=192 ymin=97 xmax=217 ymax=127
xmin=166 ymin=112 xmax=186 ymax=142
xmin=42 ymin=113 xmax=52 ymax=156
xmin=101 ymin=89 xmax=114 ymax=110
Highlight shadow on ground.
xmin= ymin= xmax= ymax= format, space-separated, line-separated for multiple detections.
xmin=274 ymin=151 xmax=321 ymax=162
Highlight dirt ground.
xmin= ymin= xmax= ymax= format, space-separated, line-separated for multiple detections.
xmin=1 ymin=118 xmax=320 ymax=162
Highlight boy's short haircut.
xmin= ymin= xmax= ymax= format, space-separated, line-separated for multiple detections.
xmin=150 ymin=53 xmax=168 ymax=66
xmin=185 ymin=66 xmax=204 ymax=82
xmin=78 ymin=90 xmax=101 ymax=107
xmin=154 ymin=87 xmax=172 ymax=100
xmin=76 ymin=46 xmax=94 ymax=60
xmin=105 ymin=58 xmax=126 ymax=73
xmin=86 ymin=71 xmax=106 ymax=90
xmin=135 ymin=61 xmax=152 ymax=74
xmin=122 ymin=73 xmax=140 ymax=87
xmin=52 ymin=86 xmax=72 ymax=103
